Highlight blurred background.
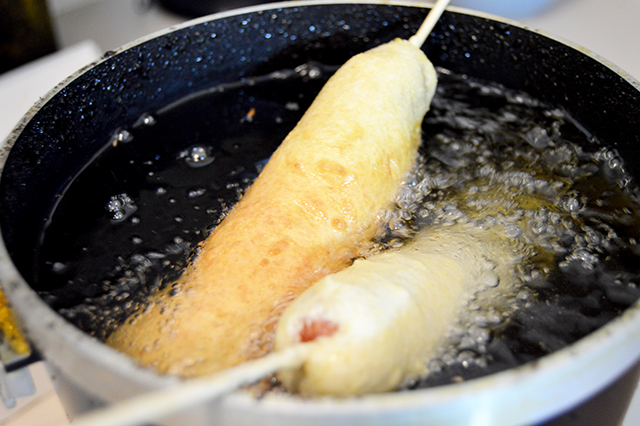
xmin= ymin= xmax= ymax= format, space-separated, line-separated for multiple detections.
xmin=2 ymin=0 xmax=639 ymax=76
xmin=1 ymin=0 xmax=640 ymax=425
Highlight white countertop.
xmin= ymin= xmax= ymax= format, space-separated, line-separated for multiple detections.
xmin=1 ymin=0 xmax=639 ymax=425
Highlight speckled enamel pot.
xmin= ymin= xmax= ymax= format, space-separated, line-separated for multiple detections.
xmin=1 ymin=2 xmax=640 ymax=425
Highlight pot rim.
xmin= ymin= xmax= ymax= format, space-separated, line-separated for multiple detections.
xmin=2 ymin=2 xmax=640 ymax=425
xmin=3 ymin=0 xmax=640 ymax=150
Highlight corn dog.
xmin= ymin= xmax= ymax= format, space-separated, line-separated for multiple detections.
xmin=106 ymin=39 xmax=438 ymax=377
xmin=273 ymin=170 xmax=564 ymax=397
xmin=274 ymin=223 xmax=521 ymax=396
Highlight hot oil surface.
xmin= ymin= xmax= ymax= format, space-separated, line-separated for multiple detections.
xmin=378 ymin=70 xmax=640 ymax=388
xmin=35 ymin=66 xmax=640 ymax=388
xmin=35 ymin=64 xmax=330 ymax=338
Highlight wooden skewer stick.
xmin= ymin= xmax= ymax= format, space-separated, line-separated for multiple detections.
xmin=410 ymin=0 xmax=452 ymax=48
xmin=70 ymin=345 xmax=310 ymax=426
xmin=68 ymin=4 xmax=450 ymax=426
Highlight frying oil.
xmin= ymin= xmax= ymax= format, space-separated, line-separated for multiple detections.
xmin=35 ymin=65 xmax=640 ymax=389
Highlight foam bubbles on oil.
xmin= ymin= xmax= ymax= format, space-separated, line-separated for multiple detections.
xmin=366 ymin=72 xmax=640 ymax=389
xmin=106 ymin=193 xmax=138 ymax=223
xmin=180 ymin=145 xmax=215 ymax=168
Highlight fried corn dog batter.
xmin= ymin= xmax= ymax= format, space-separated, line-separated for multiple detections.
xmin=274 ymin=224 xmax=521 ymax=396
xmin=273 ymin=169 xmax=571 ymax=396
xmin=107 ymin=39 xmax=438 ymax=377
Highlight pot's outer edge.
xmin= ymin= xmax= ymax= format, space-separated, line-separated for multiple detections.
xmin=215 ymin=302 xmax=640 ymax=426
xmin=0 ymin=2 xmax=640 ymax=425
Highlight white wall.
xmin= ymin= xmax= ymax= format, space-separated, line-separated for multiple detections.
xmin=47 ymin=0 xmax=108 ymax=16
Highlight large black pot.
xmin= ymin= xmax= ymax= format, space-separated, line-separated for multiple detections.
xmin=1 ymin=1 xmax=640 ymax=425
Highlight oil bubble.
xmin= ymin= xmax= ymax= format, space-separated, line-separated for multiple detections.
xmin=51 ymin=262 xmax=68 ymax=274
xmin=180 ymin=145 xmax=215 ymax=168
xmin=106 ymin=193 xmax=138 ymax=224
xmin=188 ymin=188 xmax=206 ymax=198
xmin=523 ymin=126 xmax=553 ymax=149
xmin=133 ymin=113 xmax=156 ymax=128
xmin=111 ymin=128 xmax=134 ymax=146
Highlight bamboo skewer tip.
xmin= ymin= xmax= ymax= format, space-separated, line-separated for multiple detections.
xmin=409 ymin=0 xmax=452 ymax=48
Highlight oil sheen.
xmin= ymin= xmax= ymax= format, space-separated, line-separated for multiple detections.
xmin=34 ymin=65 xmax=640 ymax=390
